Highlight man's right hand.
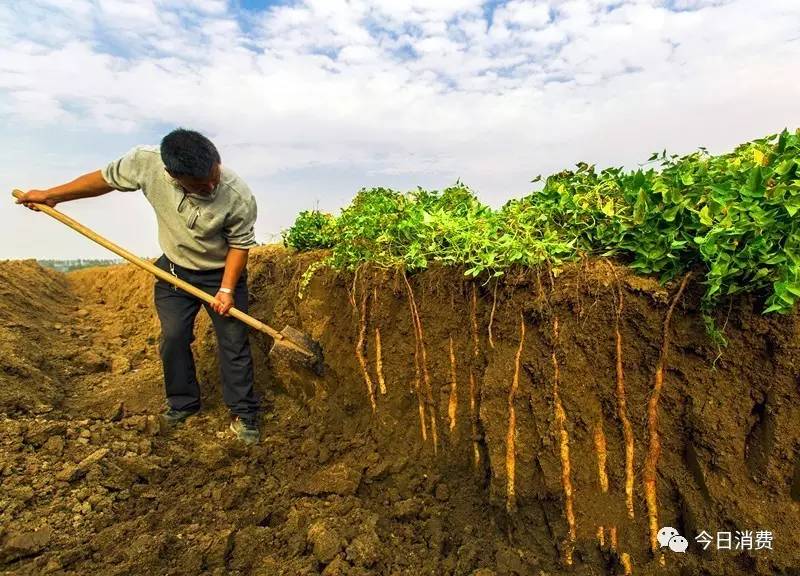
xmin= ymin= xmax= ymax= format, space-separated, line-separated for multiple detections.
xmin=15 ymin=171 xmax=114 ymax=209
xmin=15 ymin=190 xmax=57 ymax=211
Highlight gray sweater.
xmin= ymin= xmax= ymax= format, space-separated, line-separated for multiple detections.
xmin=101 ymin=146 xmax=257 ymax=270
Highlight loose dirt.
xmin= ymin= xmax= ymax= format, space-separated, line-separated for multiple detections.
xmin=1 ymin=247 xmax=798 ymax=575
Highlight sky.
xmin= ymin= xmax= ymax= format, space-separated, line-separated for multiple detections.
xmin=1 ymin=0 xmax=799 ymax=260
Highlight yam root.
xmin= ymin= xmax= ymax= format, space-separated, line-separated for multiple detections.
xmin=606 ymin=261 xmax=636 ymax=520
xmin=355 ymin=288 xmax=376 ymax=413
xmin=505 ymin=313 xmax=525 ymax=512
xmin=403 ymin=274 xmax=427 ymax=442
xmin=404 ymin=273 xmax=438 ymax=453
xmin=644 ymin=273 xmax=691 ymax=560
xmin=488 ymin=281 xmax=498 ymax=349
xmin=375 ymin=327 xmax=386 ymax=395
xmin=552 ymin=317 xmax=576 ymax=566
xmin=469 ymin=369 xmax=480 ymax=469
xmin=448 ymin=336 xmax=458 ymax=434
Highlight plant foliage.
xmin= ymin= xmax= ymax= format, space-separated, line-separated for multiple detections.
xmin=282 ymin=210 xmax=336 ymax=251
xmin=283 ymin=130 xmax=800 ymax=329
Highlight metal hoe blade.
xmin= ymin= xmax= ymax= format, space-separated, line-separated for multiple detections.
xmin=269 ymin=325 xmax=325 ymax=376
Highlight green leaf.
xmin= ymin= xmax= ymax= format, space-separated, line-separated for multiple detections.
xmin=746 ymin=166 xmax=762 ymax=195
xmin=762 ymin=254 xmax=786 ymax=265
xmin=699 ymin=206 xmax=713 ymax=226
xmin=774 ymin=159 xmax=795 ymax=176
xmin=634 ymin=190 xmax=647 ymax=224
xmin=763 ymin=302 xmax=786 ymax=314
xmin=663 ymin=205 xmax=680 ymax=222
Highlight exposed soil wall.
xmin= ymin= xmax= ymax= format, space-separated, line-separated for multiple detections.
xmin=1 ymin=248 xmax=799 ymax=575
xmin=250 ymin=249 xmax=800 ymax=575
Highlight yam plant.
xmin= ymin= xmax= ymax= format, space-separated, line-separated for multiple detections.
xmin=284 ymin=130 xmax=800 ymax=339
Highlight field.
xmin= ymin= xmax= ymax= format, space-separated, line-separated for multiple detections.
xmin=1 ymin=133 xmax=800 ymax=575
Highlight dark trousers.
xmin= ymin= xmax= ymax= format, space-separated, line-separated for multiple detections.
xmin=153 ymin=254 xmax=259 ymax=420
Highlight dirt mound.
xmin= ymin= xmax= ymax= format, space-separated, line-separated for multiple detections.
xmin=1 ymin=247 xmax=799 ymax=575
xmin=0 ymin=260 xmax=81 ymax=413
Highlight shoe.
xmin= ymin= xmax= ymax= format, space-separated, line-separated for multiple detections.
xmin=160 ymin=407 xmax=199 ymax=427
xmin=230 ymin=416 xmax=260 ymax=445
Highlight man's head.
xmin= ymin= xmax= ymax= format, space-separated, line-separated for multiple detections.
xmin=161 ymin=128 xmax=221 ymax=195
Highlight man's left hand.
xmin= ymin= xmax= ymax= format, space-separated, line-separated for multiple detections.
xmin=212 ymin=291 xmax=234 ymax=315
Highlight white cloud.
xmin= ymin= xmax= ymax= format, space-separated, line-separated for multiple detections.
xmin=495 ymin=0 xmax=552 ymax=28
xmin=669 ymin=0 xmax=729 ymax=9
xmin=159 ymin=0 xmax=228 ymax=14
xmin=0 ymin=0 xmax=799 ymax=259
xmin=97 ymin=0 xmax=160 ymax=24
xmin=4 ymin=91 xmax=69 ymax=124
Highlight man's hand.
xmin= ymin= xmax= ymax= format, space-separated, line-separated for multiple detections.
xmin=15 ymin=190 xmax=58 ymax=211
xmin=15 ymin=171 xmax=114 ymax=210
xmin=212 ymin=291 xmax=234 ymax=316
xmin=215 ymin=248 xmax=248 ymax=316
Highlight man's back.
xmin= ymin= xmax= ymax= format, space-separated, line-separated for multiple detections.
xmin=101 ymin=145 xmax=257 ymax=270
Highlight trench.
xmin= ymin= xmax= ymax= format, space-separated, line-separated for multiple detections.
xmin=1 ymin=247 xmax=799 ymax=575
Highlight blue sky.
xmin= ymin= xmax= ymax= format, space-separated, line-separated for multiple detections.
xmin=1 ymin=0 xmax=799 ymax=259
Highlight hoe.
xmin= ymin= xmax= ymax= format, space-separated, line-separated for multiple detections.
xmin=12 ymin=189 xmax=324 ymax=376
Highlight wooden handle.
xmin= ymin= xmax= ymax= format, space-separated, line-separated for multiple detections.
xmin=11 ymin=189 xmax=299 ymax=348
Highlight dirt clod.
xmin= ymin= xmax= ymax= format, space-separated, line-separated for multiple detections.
xmin=345 ymin=530 xmax=381 ymax=567
xmin=0 ymin=526 xmax=52 ymax=563
xmin=391 ymin=498 xmax=422 ymax=520
xmin=41 ymin=435 xmax=65 ymax=456
xmin=55 ymin=447 xmax=109 ymax=482
xmin=307 ymin=520 xmax=343 ymax=563
xmin=300 ymin=462 xmax=363 ymax=496
xmin=321 ymin=555 xmax=350 ymax=576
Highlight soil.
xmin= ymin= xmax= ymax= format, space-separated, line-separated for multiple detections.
xmin=1 ymin=247 xmax=799 ymax=575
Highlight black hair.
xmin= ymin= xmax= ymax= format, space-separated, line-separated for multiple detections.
xmin=160 ymin=128 xmax=221 ymax=179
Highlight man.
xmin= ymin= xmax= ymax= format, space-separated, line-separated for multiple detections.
xmin=16 ymin=128 xmax=261 ymax=445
